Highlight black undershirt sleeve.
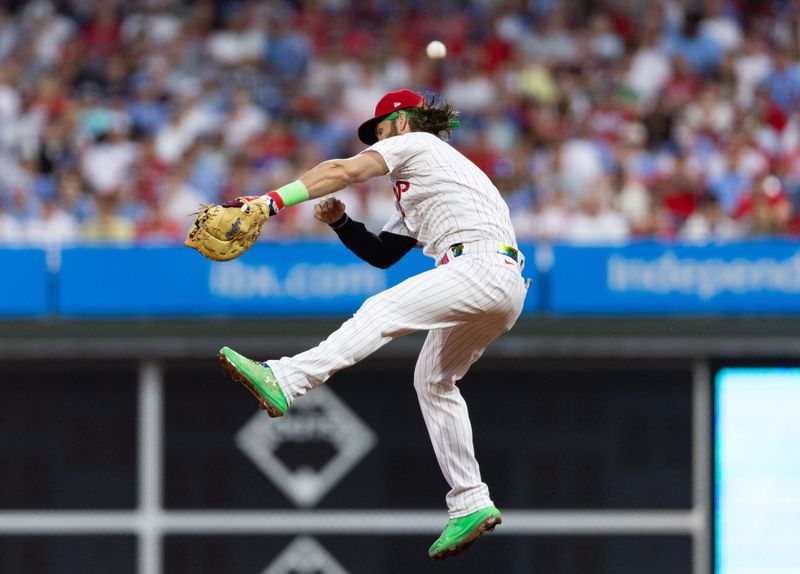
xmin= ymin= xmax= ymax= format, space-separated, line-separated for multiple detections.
xmin=328 ymin=214 xmax=417 ymax=269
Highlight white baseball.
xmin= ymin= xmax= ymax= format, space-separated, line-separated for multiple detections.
xmin=426 ymin=40 xmax=447 ymax=59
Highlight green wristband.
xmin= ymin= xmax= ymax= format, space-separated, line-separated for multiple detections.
xmin=275 ymin=180 xmax=309 ymax=207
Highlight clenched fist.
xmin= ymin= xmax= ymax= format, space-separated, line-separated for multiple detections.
xmin=314 ymin=197 xmax=346 ymax=225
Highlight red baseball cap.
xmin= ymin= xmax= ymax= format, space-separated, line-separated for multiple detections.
xmin=357 ymin=89 xmax=425 ymax=145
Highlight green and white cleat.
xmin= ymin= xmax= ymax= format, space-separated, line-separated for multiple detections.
xmin=217 ymin=346 xmax=288 ymax=417
xmin=428 ymin=506 xmax=502 ymax=561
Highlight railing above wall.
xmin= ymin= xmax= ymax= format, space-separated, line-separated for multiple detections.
xmin=4 ymin=239 xmax=800 ymax=318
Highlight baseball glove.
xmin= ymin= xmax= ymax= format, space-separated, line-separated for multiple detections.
xmin=184 ymin=195 xmax=276 ymax=261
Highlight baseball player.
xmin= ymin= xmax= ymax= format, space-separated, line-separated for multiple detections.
xmin=218 ymin=89 xmax=527 ymax=560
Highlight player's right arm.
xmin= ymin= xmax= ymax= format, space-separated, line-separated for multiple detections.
xmin=314 ymin=197 xmax=416 ymax=269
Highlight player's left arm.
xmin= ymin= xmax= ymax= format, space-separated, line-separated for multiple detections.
xmin=185 ymin=152 xmax=389 ymax=262
xmin=299 ymin=151 xmax=388 ymax=200
xmin=256 ymin=151 xmax=388 ymax=214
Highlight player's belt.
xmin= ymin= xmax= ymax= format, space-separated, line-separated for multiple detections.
xmin=440 ymin=241 xmax=523 ymax=270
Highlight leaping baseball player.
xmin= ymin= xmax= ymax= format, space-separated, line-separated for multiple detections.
xmin=217 ymin=89 xmax=528 ymax=560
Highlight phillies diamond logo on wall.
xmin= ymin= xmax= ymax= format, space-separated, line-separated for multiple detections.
xmin=236 ymin=386 xmax=377 ymax=507
xmin=261 ymin=537 xmax=349 ymax=574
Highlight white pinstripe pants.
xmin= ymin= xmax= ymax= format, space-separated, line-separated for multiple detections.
xmin=269 ymin=251 xmax=527 ymax=517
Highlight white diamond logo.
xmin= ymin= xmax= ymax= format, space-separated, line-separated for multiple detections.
xmin=236 ymin=385 xmax=377 ymax=507
xmin=261 ymin=537 xmax=349 ymax=574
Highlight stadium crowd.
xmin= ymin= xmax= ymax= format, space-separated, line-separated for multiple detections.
xmin=0 ymin=0 xmax=798 ymax=247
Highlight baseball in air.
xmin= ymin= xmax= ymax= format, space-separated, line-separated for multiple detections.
xmin=426 ymin=40 xmax=447 ymax=59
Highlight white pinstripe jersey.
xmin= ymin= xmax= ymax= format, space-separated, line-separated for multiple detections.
xmin=364 ymin=131 xmax=517 ymax=261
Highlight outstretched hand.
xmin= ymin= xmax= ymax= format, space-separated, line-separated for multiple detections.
xmin=314 ymin=197 xmax=346 ymax=224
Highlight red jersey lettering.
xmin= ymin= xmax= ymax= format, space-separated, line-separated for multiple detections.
xmin=392 ymin=181 xmax=411 ymax=217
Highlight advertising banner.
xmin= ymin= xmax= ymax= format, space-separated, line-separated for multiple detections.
xmin=549 ymin=241 xmax=800 ymax=314
xmin=57 ymin=242 xmax=539 ymax=317
xmin=0 ymin=248 xmax=48 ymax=317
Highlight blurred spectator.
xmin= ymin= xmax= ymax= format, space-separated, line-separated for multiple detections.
xmin=162 ymin=161 xmax=206 ymax=221
xmin=206 ymin=4 xmax=265 ymax=67
xmin=265 ymin=8 xmax=312 ymax=80
xmin=626 ymin=25 xmax=671 ymax=110
xmin=563 ymin=181 xmax=630 ymax=243
xmin=512 ymin=189 xmax=571 ymax=241
xmin=521 ymin=6 xmax=579 ymax=64
xmin=187 ymin=135 xmax=227 ymax=202
xmin=219 ymin=154 xmax=260 ymax=202
xmin=701 ymin=0 xmax=742 ymax=54
xmin=708 ymin=145 xmax=754 ymax=215
xmin=761 ymin=45 xmax=800 ymax=113
xmin=0 ymin=205 xmax=21 ymax=244
xmin=135 ymin=200 xmax=183 ymax=243
xmin=224 ymin=88 xmax=268 ymax=149
xmin=25 ymin=198 xmax=79 ymax=247
xmin=128 ymin=81 xmax=171 ymax=136
xmin=135 ymin=134 xmax=169 ymax=203
xmin=557 ymin=130 xmax=605 ymax=203
xmin=682 ymin=195 xmax=742 ymax=242
xmin=29 ymin=1 xmax=76 ymax=70
xmin=121 ymin=0 xmax=183 ymax=47
xmin=734 ymin=31 xmax=773 ymax=108
xmin=38 ymin=118 xmax=76 ymax=175
xmin=684 ymin=82 xmax=735 ymax=137
xmin=81 ymin=125 xmax=138 ymax=196
xmin=736 ymin=173 xmax=793 ymax=235
xmin=80 ymin=194 xmax=134 ymax=243
xmin=443 ymin=51 xmax=498 ymax=113
xmin=667 ymin=8 xmax=723 ymax=75
xmin=0 ymin=9 xmax=18 ymax=62
xmin=661 ymin=55 xmax=703 ymax=111
xmin=589 ymin=12 xmax=624 ymax=61
xmin=82 ymin=3 xmax=122 ymax=62
xmin=614 ymin=166 xmax=652 ymax=235
xmin=56 ymin=169 xmax=94 ymax=222
xmin=655 ymin=153 xmax=706 ymax=226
